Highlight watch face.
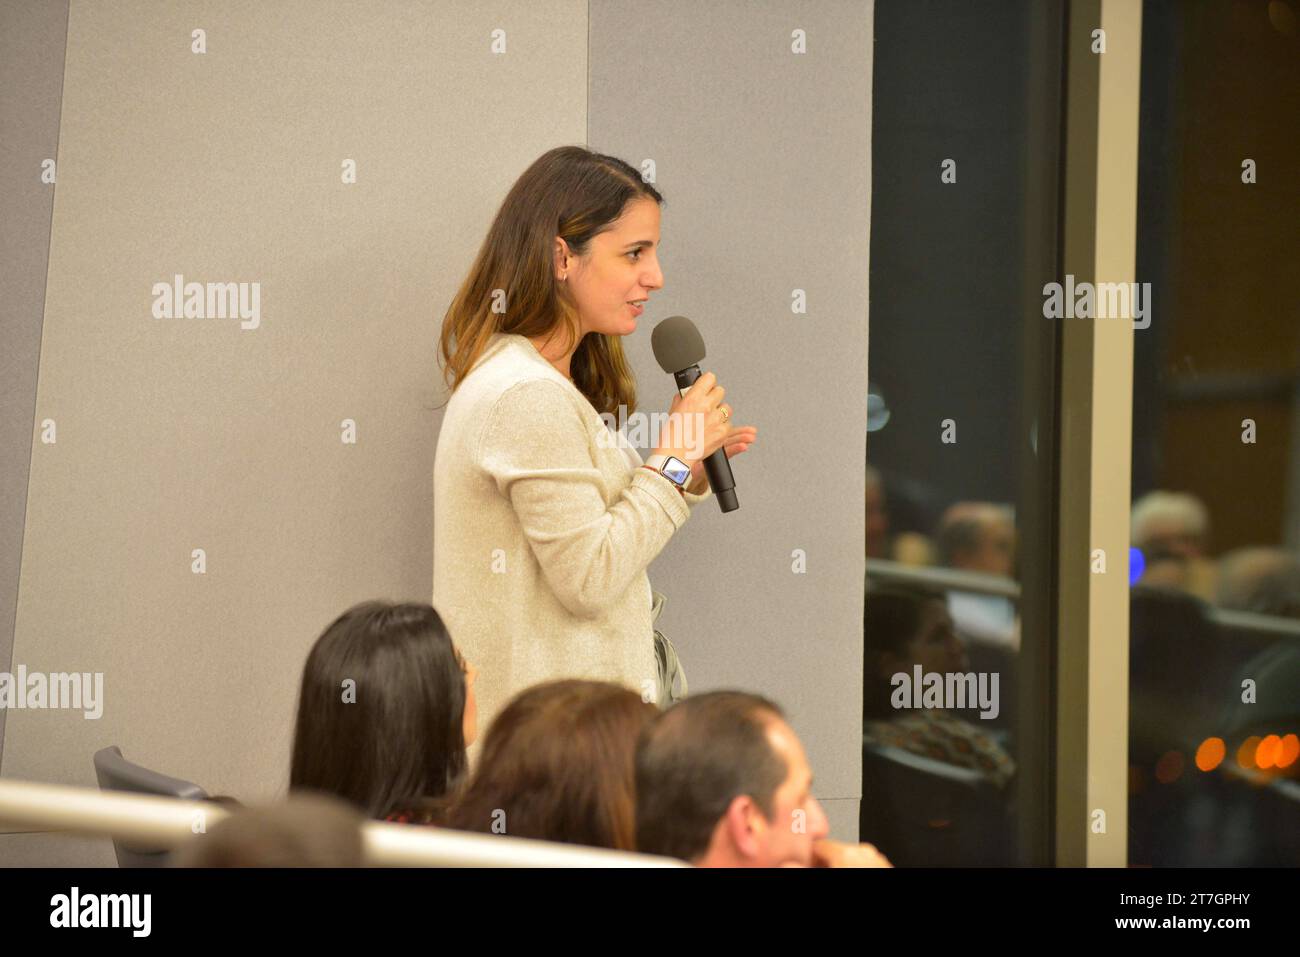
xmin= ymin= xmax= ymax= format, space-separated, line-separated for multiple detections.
xmin=664 ymin=458 xmax=692 ymax=485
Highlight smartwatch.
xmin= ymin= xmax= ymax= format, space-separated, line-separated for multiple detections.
xmin=644 ymin=454 xmax=692 ymax=490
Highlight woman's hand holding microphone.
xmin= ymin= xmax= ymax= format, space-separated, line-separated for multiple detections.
xmin=647 ymin=372 xmax=757 ymax=495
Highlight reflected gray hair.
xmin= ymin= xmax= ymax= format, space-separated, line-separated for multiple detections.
xmin=1130 ymin=491 xmax=1209 ymax=547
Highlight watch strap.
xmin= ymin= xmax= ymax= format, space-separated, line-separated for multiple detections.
xmin=642 ymin=454 xmax=690 ymax=492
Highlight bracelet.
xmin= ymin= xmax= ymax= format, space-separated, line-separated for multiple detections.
xmin=641 ymin=464 xmax=686 ymax=497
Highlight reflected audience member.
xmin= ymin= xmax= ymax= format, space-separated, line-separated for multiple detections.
xmin=635 ymin=691 xmax=891 ymax=867
xmin=863 ymin=585 xmax=1015 ymax=789
xmin=865 ymin=464 xmax=935 ymax=565
xmin=865 ymin=465 xmax=891 ymax=559
xmin=882 ymin=468 xmax=946 ymax=561
xmin=1131 ymin=490 xmax=1217 ymax=601
xmin=1215 ymin=547 xmax=1300 ymax=619
xmin=936 ymin=502 xmax=1018 ymax=650
xmin=891 ymin=531 xmax=936 ymax=567
xmin=290 ymin=601 xmax=476 ymax=824
xmin=936 ymin=502 xmax=1016 ymax=577
xmin=444 ymin=680 xmax=654 ymax=851
xmin=172 ymin=793 xmax=365 ymax=867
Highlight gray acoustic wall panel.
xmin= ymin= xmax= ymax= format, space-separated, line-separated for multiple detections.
xmin=0 ymin=0 xmax=71 ymax=776
xmin=3 ymin=0 xmax=588 ymax=817
xmin=589 ymin=0 xmax=873 ymax=836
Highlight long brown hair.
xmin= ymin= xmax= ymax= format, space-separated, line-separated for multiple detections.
xmin=437 ymin=145 xmax=664 ymax=417
xmin=444 ymin=679 xmax=657 ymax=851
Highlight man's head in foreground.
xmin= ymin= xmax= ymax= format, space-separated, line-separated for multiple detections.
xmin=634 ymin=691 xmax=829 ymax=866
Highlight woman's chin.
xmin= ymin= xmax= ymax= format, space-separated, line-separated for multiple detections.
xmin=592 ymin=315 xmax=637 ymax=336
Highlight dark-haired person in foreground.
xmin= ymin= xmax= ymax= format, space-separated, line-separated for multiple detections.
xmin=444 ymin=679 xmax=654 ymax=851
xmin=635 ymin=691 xmax=892 ymax=867
xmin=290 ymin=600 xmax=477 ymax=823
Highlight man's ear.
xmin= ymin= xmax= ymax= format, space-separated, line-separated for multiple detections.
xmin=724 ymin=795 xmax=764 ymax=861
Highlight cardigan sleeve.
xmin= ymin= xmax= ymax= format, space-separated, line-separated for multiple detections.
xmin=682 ymin=481 xmax=714 ymax=508
xmin=476 ymin=378 xmax=692 ymax=620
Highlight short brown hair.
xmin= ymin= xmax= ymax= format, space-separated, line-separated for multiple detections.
xmin=444 ymin=680 xmax=657 ymax=851
xmin=634 ymin=691 xmax=788 ymax=862
xmin=172 ymin=794 xmax=364 ymax=867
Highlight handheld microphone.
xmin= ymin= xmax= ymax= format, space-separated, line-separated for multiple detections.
xmin=650 ymin=315 xmax=739 ymax=513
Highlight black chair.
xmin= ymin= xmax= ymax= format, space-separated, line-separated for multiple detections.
xmin=92 ymin=745 xmax=209 ymax=867
xmin=1217 ymin=639 xmax=1300 ymax=738
xmin=860 ymin=739 xmax=1013 ymax=866
xmin=1129 ymin=586 xmax=1253 ymax=759
xmin=1127 ymin=588 xmax=1299 ymax=866
xmin=959 ymin=639 xmax=1018 ymax=734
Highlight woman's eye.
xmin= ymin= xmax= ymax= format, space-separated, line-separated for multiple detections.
xmin=628 ymin=250 xmax=641 ymax=261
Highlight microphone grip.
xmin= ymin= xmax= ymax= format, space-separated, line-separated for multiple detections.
xmin=673 ymin=366 xmax=739 ymax=513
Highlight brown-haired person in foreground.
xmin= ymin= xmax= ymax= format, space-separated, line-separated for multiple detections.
xmin=290 ymin=601 xmax=477 ymax=824
xmin=443 ymin=679 xmax=655 ymax=851
xmin=172 ymin=793 xmax=366 ymax=867
xmin=635 ymin=691 xmax=892 ymax=868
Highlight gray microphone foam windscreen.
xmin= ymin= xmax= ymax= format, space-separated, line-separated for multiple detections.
xmin=651 ymin=315 xmax=707 ymax=374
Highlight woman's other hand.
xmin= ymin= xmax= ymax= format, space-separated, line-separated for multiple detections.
xmin=685 ymin=425 xmax=756 ymax=493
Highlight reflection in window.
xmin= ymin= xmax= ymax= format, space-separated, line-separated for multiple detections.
xmin=862 ymin=0 xmax=1058 ymax=866
xmin=1128 ymin=0 xmax=1300 ymax=866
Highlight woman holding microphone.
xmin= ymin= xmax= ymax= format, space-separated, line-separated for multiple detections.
xmin=432 ymin=146 xmax=756 ymax=741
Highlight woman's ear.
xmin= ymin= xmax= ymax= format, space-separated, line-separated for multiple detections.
xmin=554 ymin=237 xmax=571 ymax=280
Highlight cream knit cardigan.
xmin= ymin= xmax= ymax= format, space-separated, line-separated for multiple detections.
xmin=432 ymin=332 xmax=713 ymax=739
